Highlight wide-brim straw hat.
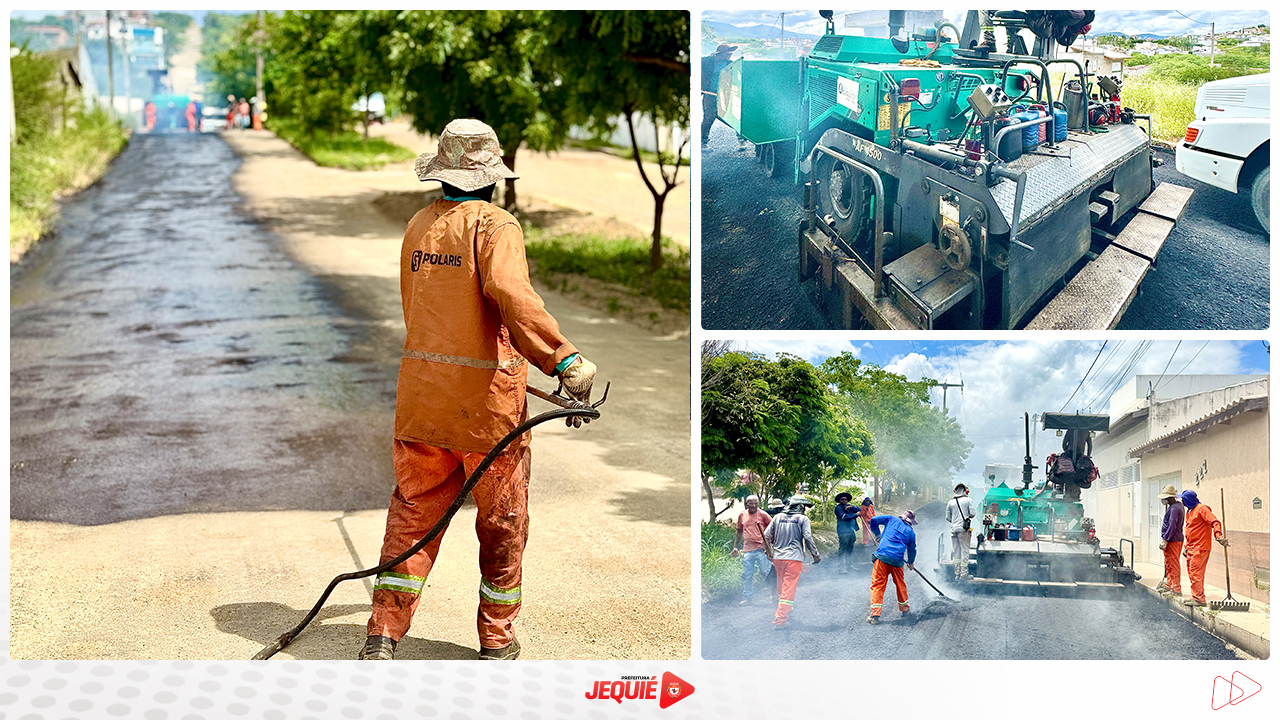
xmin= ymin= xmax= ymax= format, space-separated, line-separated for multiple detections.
xmin=1159 ymin=484 xmax=1178 ymax=499
xmin=415 ymin=118 xmax=518 ymax=192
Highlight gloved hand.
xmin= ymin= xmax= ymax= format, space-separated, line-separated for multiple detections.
xmin=1216 ymin=537 xmax=1230 ymax=547
xmin=1159 ymin=540 xmax=1167 ymax=550
xmin=560 ymin=355 xmax=596 ymax=428
xmin=812 ymin=552 xmax=821 ymax=564
xmin=730 ymin=548 xmax=740 ymax=558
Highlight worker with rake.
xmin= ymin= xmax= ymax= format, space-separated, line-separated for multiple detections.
xmin=865 ymin=511 xmax=918 ymax=624
xmin=1179 ymin=490 xmax=1226 ymax=609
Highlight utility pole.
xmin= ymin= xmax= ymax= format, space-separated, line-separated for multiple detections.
xmin=106 ymin=10 xmax=114 ymax=120
xmin=1209 ymin=22 xmax=1216 ymax=68
xmin=122 ymin=20 xmax=132 ymax=127
xmin=779 ymin=13 xmax=786 ymax=60
xmin=936 ymin=381 xmax=964 ymax=413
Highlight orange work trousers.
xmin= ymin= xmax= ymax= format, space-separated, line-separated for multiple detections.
xmin=772 ymin=559 xmax=804 ymax=626
xmin=367 ymin=439 xmax=530 ymax=649
xmin=870 ymin=559 xmax=910 ymax=617
xmin=1185 ymin=543 xmax=1212 ymax=603
xmin=1162 ymin=541 xmax=1183 ymax=594
xmin=860 ymin=517 xmax=873 ymax=545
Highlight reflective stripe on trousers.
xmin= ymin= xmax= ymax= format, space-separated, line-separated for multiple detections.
xmin=869 ymin=559 xmax=909 ymax=616
xmin=367 ymin=439 xmax=530 ymax=649
xmin=772 ymin=559 xmax=803 ymax=626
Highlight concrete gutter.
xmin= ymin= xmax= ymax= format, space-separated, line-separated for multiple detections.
xmin=1132 ymin=559 xmax=1270 ymax=659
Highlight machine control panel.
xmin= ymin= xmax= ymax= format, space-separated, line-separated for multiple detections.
xmin=967 ymin=83 xmax=1012 ymax=119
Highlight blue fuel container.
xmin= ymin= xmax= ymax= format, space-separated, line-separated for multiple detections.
xmin=1014 ymin=110 xmax=1040 ymax=151
xmin=1053 ymin=107 xmax=1068 ymax=142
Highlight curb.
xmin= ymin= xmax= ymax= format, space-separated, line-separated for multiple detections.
xmin=1139 ymin=582 xmax=1270 ymax=659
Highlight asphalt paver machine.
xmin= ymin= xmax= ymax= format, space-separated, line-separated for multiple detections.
xmin=716 ymin=10 xmax=1194 ymax=329
xmin=937 ymin=412 xmax=1139 ymax=598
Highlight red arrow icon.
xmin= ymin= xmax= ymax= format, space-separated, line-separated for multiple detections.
xmin=659 ymin=671 xmax=695 ymax=709
xmin=1212 ymin=676 xmax=1242 ymax=710
xmin=1229 ymin=672 xmax=1261 ymax=705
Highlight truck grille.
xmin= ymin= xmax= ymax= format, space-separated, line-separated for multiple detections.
xmin=810 ymin=74 xmax=837 ymax=121
xmin=812 ymin=35 xmax=844 ymax=58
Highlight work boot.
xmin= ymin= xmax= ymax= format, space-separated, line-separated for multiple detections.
xmin=866 ymin=615 xmax=880 ymax=625
xmin=479 ymin=637 xmax=521 ymax=660
xmin=1183 ymin=598 xmax=1208 ymax=608
xmin=358 ymin=635 xmax=397 ymax=660
xmin=1155 ymin=580 xmax=1168 ymax=592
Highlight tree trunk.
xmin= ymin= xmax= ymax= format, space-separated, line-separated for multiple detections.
xmin=502 ymin=153 xmax=518 ymax=212
xmin=702 ymin=474 xmax=729 ymax=522
xmin=650 ymin=192 xmax=666 ymax=272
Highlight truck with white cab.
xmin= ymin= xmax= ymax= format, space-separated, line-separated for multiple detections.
xmin=1175 ymin=73 xmax=1270 ymax=232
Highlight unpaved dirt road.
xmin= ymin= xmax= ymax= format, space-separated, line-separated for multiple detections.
xmin=9 ymin=130 xmax=690 ymax=660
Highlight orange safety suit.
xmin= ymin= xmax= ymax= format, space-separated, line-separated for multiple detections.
xmin=144 ymin=103 xmax=156 ymax=131
xmin=869 ymin=559 xmax=910 ymax=617
xmin=859 ymin=504 xmax=875 ymax=545
xmin=1183 ymin=503 xmax=1224 ymax=603
xmin=367 ymin=199 xmax=577 ymax=649
xmin=772 ymin=559 xmax=804 ymax=626
xmin=185 ymin=102 xmax=197 ymax=132
xmin=1162 ymin=541 xmax=1183 ymax=595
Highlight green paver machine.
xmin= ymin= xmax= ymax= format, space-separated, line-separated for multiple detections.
xmin=936 ymin=412 xmax=1139 ymax=597
xmin=715 ymin=10 xmax=1194 ymax=329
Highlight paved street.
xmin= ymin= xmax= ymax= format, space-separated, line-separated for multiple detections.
xmin=700 ymin=124 xmax=1269 ymax=330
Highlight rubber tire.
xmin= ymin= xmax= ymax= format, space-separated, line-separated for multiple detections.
xmin=760 ymin=143 xmax=774 ymax=174
xmin=1248 ymin=164 xmax=1269 ymax=234
xmin=814 ymin=149 xmax=873 ymax=250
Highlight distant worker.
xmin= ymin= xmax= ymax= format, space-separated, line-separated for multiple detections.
xmin=144 ymin=101 xmax=157 ymax=132
xmin=1179 ymin=490 xmax=1226 ymax=608
xmin=865 ymin=511 xmax=917 ymax=624
xmin=238 ymin=98 xmax=251 ymax=130
xmin=226 ymin=94 xmax=237 ymax=129
xmin=358 ymin=119 xmax=597 ymax=661
xmin=1156 ymin=485 xmax=1185 ymax=598
xmin=732 ymin=495 xmax=773 ymax=605
xmin=185 ymin=101 xmax=198 ymax=133
xmin=700 ymin=43 xmax=736 ymax=146
xmin=946 ymin=483 xmax=975 ymax=580
xmin=859 ymin=497 xmax=876 ymax=545
xmin=834 ymin=492 xmax=859 ymax=573
xmin=762 ymin=495 xmax=820 ymax=629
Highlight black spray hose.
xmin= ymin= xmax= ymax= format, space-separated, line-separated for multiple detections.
xmin=251 ymin=401 xmax=601 ymax=660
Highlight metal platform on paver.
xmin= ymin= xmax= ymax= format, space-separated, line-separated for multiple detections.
xmin=1025 ymin=182 xmax=1194 ymax=329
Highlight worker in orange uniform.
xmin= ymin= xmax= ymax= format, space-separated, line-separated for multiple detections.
xmin=185 ymin=101 xmax=198 ymax=133
xmin=359 ymin=119 xmax=596 ymax=661
xmin=1156 ymin=485 xmax=1184 ymax=598
xmin=865 ymin=511 xmax=917 ymax=624
xmin=1179 ymin=490 xmax=1226 ymax=608
xmin=859 ymin=497 xmax=876 ymax=545
xmin=762 ymin=495 xmax=820 ymax=629
xmin=144 ymin=101 xmax=157 ymax=132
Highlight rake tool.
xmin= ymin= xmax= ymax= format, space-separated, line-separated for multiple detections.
xmin=911 ymin=564 xmax=958 ymax=604
xmin=1209 ymin=488 xmax=1250 ymax=613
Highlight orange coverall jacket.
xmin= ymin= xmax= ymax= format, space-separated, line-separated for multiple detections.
xmin=1184 ymin=503 xmax=1224 ymax=550
xmin=394 ymin=200 xmax=577 ymax=453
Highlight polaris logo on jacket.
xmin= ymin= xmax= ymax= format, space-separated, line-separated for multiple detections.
xmin=410 ymin=249 xmax=463 ymax=272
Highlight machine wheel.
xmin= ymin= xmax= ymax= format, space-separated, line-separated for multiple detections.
xmin=1248 ymin=164 xmax=1269 ymax=234
xmin=939 ymin=223 xmax=973 ymax=270
xmin=814 ymin=148 xmax=873 ymax=250
xmin=761 ymin=140 xmax=793 ymax=178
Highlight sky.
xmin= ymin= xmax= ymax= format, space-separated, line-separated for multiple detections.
xmin=702 ymin=10 xmax=1270 ymax=39
xmin=726 ymin=339 xmax=1269 ymax=485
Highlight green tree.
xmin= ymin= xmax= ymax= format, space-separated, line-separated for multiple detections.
xmin=546 ymin=11 xmax=691 ymax=271
xmin=202 ymin=13 xmax=259 ymax=103
xmin=390 ymin=10 xmax=565 ymax=211
xmin=701 ymin=351 xmax=874 ymax=513
xmin=821 ymin=352 xmax=972 ymax=500
xmin=152 ymin=12 xmax=193 ymax=63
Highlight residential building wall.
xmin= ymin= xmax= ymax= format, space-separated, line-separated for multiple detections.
xmin=1134 ymin=406 xmax=1269 ymax=604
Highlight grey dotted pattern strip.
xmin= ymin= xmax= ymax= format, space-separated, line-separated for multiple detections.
xmin=0 ymin=660 xmax=725 ymax=719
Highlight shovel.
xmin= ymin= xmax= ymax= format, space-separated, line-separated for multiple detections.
xmin=1209 ymin=488 xmax=1250 ymax=612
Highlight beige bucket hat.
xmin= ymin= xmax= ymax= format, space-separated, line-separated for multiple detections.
xmin=1159 ymin=484 xmax=1178 ymax=499
xmin=414 ymin=118 xmax=518 ymax=192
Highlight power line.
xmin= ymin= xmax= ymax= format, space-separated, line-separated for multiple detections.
xmin=1061 ymin=340 xmax=1107 ymax=411
xmin=1152 ymin=340 xmax=1182 ymax=392
xmin=1170 ymin=10 xmax=1213 ymax=26
xmin=1162 ymin=341 xmax=1211 ymax=388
